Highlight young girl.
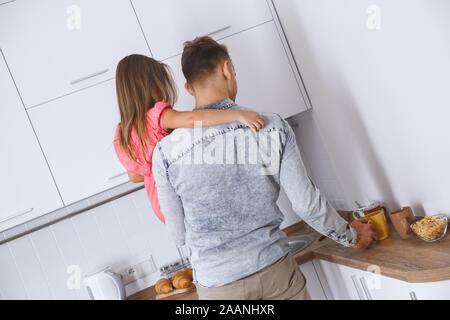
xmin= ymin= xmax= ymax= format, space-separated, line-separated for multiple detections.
xmin=114 ymin=54 xmax=265 ymax=223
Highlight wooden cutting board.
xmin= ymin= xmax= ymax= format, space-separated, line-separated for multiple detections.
xmin=156 ymin=283 xmax=196 ymax=300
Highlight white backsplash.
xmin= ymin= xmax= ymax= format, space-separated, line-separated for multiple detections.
xmin=0 ymin=110 xmax=347 ymax=300
xmin=0 ymin=188 xmax=180 ymax=299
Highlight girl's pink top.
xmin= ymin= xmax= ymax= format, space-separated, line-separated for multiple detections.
xmin=114 ymin=102 xmax=172 ymax=223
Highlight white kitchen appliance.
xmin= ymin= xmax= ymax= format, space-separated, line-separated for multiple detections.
xmin=84 ymin=266 xmax=126 ymax=300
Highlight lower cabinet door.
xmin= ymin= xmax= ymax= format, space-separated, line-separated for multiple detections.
xmin=318 ymin=260 xmax=414 ymax=300
xmin=357 ymin=268 xmax=413 ymax=300
xmin=318 ymin=260 xmax=354 ymax=300
xmin=314 ymin=260 xmax=450 ymax=300
xmin=410 ymin=280 xmax=450 ymax=300
xmin=165 ymin=21 xmax=308 ymax=118
xmin=299 ymin=261 xmax=327 ymax=300
xmin=28 ymin=79 xmax=130 ymax=205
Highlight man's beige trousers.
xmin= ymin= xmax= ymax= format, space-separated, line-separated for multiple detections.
xmin=196 ymin=254 xmax=310 ymax=300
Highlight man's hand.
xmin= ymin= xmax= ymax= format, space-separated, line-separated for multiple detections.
xmin=350 ymin=218 xmax=379 ymax=249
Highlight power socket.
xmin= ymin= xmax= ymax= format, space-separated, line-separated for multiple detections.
xmin=118 ymin=256 xmax=157 ymax=285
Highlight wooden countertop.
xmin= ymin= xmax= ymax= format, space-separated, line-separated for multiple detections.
xmin=286 ymin=214 xmax=450 ymax=283
xmin=128 ymin=212 xmax=450 ymax=299
xmin=314 ymin=223 xmax=450 ymax=283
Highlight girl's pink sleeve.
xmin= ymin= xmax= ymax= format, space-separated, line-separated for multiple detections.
xmin=147 ymin=102 xmax=172 ymax=143
xmin=113 ymin=126 xmax=144 ymax=175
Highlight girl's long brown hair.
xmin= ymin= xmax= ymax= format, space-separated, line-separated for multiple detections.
xmin=116 ymin=54 xmax=177 ymax=163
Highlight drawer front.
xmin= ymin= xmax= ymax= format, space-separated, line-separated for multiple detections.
xmin=337 ymin=263 xmax=413 ymax=300
xmin=359 ymin=269 xmax=413 ymax=300
xmin=0 ymin=0 xmax=149 ymax=108
xmin=318 ymin=260 xmax=353 ymax=300
xmin=411 ymin=281 xmax=450 ymax=300
xmin=28 ymin=80 xmax=129 ymax=205
xmin=0 ymin=56 xmax=63 ymax=232
xmin=165 ymin=21 xmax=307 ymax=118
xmin=132 ymin=0 xmax=273 ymax=60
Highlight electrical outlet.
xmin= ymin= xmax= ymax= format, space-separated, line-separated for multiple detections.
xmin=118 ymin=256 xmax=157 ymax=285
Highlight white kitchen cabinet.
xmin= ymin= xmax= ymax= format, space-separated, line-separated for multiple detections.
xmin=0 ymin=0 xmax=149 ymax=108
xmin=318 ymin=260 xmax=415 ymax=300
xmin=317 ymin=260 xmax=450 ymax=300
xmin=410 ymin=280 xmax=450 ymax=300
xmin=358 ymin=265 xmax=413 ymax=300
xmin=131 ymin=0 xmax=273 ymax=60
xmin=317 ymin=259 xmax=354 ymax=300
xmin=0 ymin=55 xmax=63 ymax=232
xmin=28 ymin=80 xmax=129 ymax=205
xmin=165 ymin=21 xmax=308 ymax=118
xmin=299 ymin=261 xmax=327 ymax=300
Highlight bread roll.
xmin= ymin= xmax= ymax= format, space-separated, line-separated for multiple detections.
xmin=155 ymin=278 xmax=173 ymax=294
xmin=183 ymin=268 xmax=193 ymax=281
xmin=172 ymin=271 xmax=191 ymax=289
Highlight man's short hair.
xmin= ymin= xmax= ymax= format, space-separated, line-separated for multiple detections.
xmin=182 ymin=36 xmax=231 ymax=86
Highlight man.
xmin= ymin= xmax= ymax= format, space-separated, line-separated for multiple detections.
xmin=152 ymin=37 xmax=377 ymax=300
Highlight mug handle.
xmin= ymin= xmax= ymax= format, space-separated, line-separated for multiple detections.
xmin=353 ymin=210 xmax=365 ymax=220
xmin=401 ymin=216 xmax=415 ymax=234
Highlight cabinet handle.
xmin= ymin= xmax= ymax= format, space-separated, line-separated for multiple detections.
xmin=0 ymin=208 xmax=34 ymax=224
xmin=70 ymin=68 xmax=109 ymax=85
xmin=351 ymin=275 xmax=365 ymax=300
xmin=204 ymin=25 xmax=232 ymax=37
xmin=360 ymin=277 xmax=373 ymax=300
xmin=108 ymin=171 xmax=128 ymax=181
xmin=409 ymin=291 xmax=418 ymax=300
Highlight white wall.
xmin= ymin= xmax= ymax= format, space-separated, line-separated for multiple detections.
xmin=274 ymin=0 xmax=450 ymax=216
xmin=288 ymin=111 xmax=348 ymax=212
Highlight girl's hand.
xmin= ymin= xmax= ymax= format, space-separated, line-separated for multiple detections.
xmin=238 ymin=110 xmax=266 ymax=131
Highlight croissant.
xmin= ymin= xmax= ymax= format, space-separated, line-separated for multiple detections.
xmin=155 ymin=278 xmax=174 ymax=294
xmin=184 ymin=268 xmax=193 ymax=281
xmin=172 ymin=271 xmax=192 ymax=289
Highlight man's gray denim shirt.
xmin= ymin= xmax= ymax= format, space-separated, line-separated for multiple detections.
xmin=152 ymin=99 xmax=356 ymax=288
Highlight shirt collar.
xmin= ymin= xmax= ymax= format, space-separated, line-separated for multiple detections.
xmin=195 ymin=98 xmax=236 ymax=111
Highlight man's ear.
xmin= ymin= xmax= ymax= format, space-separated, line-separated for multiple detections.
xmin=185 ymin=82 xmax=195 ymax=97
xmin=222 ymin=60 xmax=233 ymax=80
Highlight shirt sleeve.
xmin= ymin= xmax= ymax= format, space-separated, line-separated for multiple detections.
xmin=152 ymin=144 xmax=186 ymax=246
xmin=147 ymin=102 xmax=172 ymax=143
xmin=279 ymin=119 xmax=357 ymax=247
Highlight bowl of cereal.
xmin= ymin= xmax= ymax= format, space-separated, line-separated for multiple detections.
xmin=411 ymin=215 xmax=448 ymax=242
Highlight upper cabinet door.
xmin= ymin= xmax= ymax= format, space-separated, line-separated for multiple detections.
xmin=0 ymin=0 xmax=150 ymax=108
xmin=223 ymin=22 xmax=308 ymax=118
xmin=28 ymin=80 xmax=129 ymax=206
xmin=131 ymin=0 xmax=273 ymax=60
xmin=166 ymin=22 xmax=308 ymax=118
xmin=0 ymin=55 xmax=63 ymax=232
